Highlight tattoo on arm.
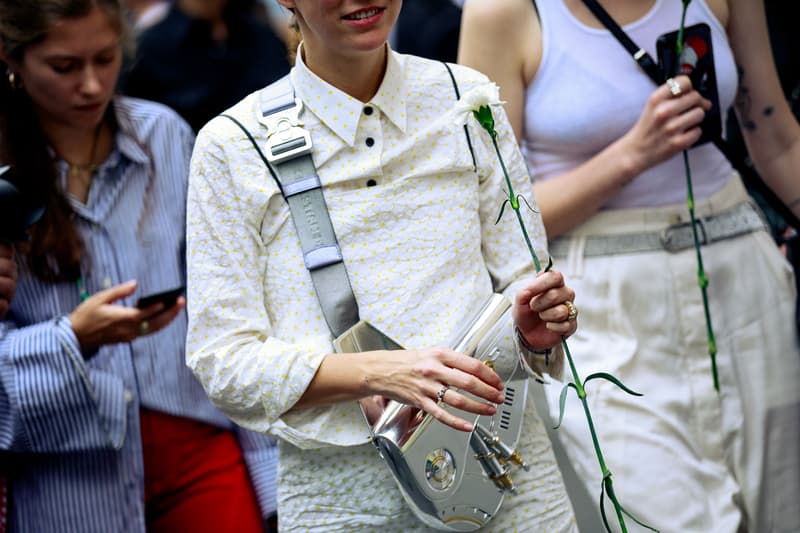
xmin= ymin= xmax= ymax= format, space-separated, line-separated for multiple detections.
xmin=735 ymin=65 xmax=777 ymax=131
xmin=735 ymin=65 xmax=757 ymax=131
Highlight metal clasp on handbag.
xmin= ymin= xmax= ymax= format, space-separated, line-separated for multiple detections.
xmin=259 ymin=96 xmax=312 ymax=164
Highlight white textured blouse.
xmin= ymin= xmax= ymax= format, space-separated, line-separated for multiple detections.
xmin=186 ymin=49 xmax=574 ymax=532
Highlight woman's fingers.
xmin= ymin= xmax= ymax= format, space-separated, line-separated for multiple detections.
xmin=529 ymin=285 xmax=575 ymax=314
xmin=537 ymin=301 xmax=571 ymax=322
xmin=370 ymin=347 xmax=510 ymax=433
xmin=90 ymin=279 xmax=138 ymax=305
xmin=436 ymin=386 xmax=498 ymax=417
xmin=138 ymin=297 xmax=186 ymax=336
xmin=667 ymin=99 xmax=706 ymax=129
xmin=422 ymin=354 xmax=506 ymax=431
xmin=512 ymin=269 xmax=578 ymax=349
xmin=440 ymin=350 xmax=505 ymax=394
xmin=437 ymin=367 xmax=505 ymax=407
xmin=72 ymin=289 xmax=184 ymax=351
xmin=423 ymin=387 xmax=496 ymax=432
xmin=661 ymin=74 xmax=692 ymax=99
xmin=516 ymin=270 xmax=565 ymax=302
xmin=545 ymin=316 xmax=577 ymax=336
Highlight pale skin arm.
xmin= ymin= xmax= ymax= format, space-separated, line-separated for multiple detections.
xmin=459 ymin=0 xmax=709 ymax=238
xmin=293 ymin=270 xmax=577 ymax=432
xmin=725 ymin=0 xmax=800 ymax=215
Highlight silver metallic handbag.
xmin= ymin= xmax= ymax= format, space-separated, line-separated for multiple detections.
xmin=333 ymin=294 xmax=532 ymax=531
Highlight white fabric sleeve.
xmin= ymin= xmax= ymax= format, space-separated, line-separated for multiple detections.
xmin=185 ymin=118 xmax=371 ymax=450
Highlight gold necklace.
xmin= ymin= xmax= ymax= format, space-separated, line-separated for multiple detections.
xmin=64 ymin=124 xmax=102 ymax=185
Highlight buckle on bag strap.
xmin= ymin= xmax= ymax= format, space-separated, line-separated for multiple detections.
xmin=258 ymin=77 xmax=312 ymax=164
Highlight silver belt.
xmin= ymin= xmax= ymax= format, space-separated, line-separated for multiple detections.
xmin=548 ymin=202 xmax=767 ymax=258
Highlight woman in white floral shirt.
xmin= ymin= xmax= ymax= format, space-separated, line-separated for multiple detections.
xmin=186 ymin=1 xmax=580 ymax=531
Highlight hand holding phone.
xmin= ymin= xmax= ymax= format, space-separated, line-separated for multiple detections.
xmin=135 ymin=286 xmax=185 ymax=309
xmin=70 ymin=281 xmax=186 ymax=354
xmin=656 ymin=23 xmax=722 ymax=146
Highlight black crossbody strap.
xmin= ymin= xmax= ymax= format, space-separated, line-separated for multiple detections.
xmin=580 ymin=0 xmax=663 ymax=83
xmin=578 ymin=0 xmax=800 ymax=230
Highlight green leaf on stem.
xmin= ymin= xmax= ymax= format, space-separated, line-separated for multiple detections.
xmin=584 ymin=372 xmax=644 ymax=397
xmin=599 ymin=477 xmax=613 ymax=533
xmin=495 ymin=198 xmax=509 ymax=225
xmin=555 ymin=382 xmax=578 ymax=429
xmin=620 ymin=502 xmax=661 ymax=532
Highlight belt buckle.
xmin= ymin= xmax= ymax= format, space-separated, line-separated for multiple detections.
xmin=260 ymin=97 xmax=313 ymax=165
xmin=660 ymin=218 xmax=707 ymax=252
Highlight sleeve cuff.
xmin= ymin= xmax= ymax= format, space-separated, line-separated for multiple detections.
xmin=514 ymin=327 xmax=564 ymax=382
xmin=52 ymin=316 xmax=130 ymax=450
xmin=8 ymin=317 xmax=130 ymax=452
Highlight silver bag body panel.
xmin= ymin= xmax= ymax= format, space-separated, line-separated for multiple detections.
xmin=333 ymin=294 xmax=529 ymax=531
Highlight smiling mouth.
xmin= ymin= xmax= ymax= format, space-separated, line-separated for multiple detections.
xmin=342 ymin=7 xmax=384 ymax=20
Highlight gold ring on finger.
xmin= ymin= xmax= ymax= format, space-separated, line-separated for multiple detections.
xmin=139 ymin=320 xmax=150 ymax=335
xmin=564 ymin=300 xmax=578 ymax=321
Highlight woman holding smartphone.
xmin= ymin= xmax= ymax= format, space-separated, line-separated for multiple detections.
xmin=460 ymin=0 xmax=800 ymax=531
xmin=0 ymin=1 xmax=275 ymax=531
xmin=186 ymin=0 xmax=582 ymax=531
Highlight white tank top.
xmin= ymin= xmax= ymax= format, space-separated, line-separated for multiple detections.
xmin=522 ymin=0 xmax=737 ymax=208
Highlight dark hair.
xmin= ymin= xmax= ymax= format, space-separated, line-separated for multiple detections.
xmin=0 ymin=0 xmax=131 ymax=281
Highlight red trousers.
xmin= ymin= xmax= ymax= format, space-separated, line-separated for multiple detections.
xmin=141 ymin=409 xmax=263 ymax=533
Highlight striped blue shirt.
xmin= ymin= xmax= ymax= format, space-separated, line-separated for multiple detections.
xmin=0 ymin=97 xmax=276 ymax=532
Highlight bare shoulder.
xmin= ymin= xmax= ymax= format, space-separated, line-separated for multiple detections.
xmin=704 ymin=0 xmax=729 ymax=29
xmin=460 ymin=0 xmax=540 ymax=71
xmin=461 ymin=0 xmax=535 ymax=37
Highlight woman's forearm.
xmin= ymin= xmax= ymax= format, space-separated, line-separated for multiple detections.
xmin=534 ymin=137 xmax=642 ymax=238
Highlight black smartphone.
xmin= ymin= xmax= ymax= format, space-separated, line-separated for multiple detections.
xmin=656 ymin=23 xmax=722 ymax=146
xmin=135 ymin=286 xmax=184 ymax=309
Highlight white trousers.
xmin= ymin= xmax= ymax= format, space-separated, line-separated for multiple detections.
xmin=545 ymin=176 xmax=800 ymax=533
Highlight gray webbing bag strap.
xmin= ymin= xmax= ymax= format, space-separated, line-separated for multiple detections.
xmin=222 ymin=75 xmax=359 ymax=338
